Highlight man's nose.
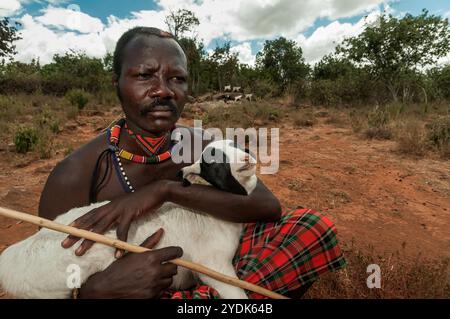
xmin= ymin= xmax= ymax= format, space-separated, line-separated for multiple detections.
xmin=149 ymin=78 xmax=175 ymax=99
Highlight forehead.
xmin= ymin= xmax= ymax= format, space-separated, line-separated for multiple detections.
xmin=121 ymin=35 xmax=187 ymax=70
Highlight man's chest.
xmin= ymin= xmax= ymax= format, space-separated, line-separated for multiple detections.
xmin=95 ymin=157 xmax=186 ymax=201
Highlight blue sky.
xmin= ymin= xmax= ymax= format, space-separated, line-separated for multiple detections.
xmin=1 ymin=0 xmax=449 ymax=65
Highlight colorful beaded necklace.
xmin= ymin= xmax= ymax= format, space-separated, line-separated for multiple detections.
xmin=109 ymin=118 xmax=174 ymax=164
xmin=106 ymin=118 xmax=176 ymax=193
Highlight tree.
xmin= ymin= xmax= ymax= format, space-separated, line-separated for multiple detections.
xmin=40 ymin=51 xmax=108 ymax=94
xmin=255 ymin=37 xmax=309 ymax=93
xmin=0 ymin=17 xmax=21 ymax=60
xmin=337 ymin=10 xmax=450 ymax=102
xmin=209 ymin=42 xmax=239 ymax=91
xmin=312 ymin=54 xmax=355 ymax=81
xmin=310 ymin=54 xmax=373 ymax=105
xmin=178 ymin=37 xmax=204 ymax=95
xmin=164 ymin=9 xmax=199 ymax=39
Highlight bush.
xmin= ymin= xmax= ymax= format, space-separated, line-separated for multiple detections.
xmin=364 ymin=106 xmax=392 ymax=139
xmin=37 ymin=110 xmax=60 ymax=133
xmin=426 ymin=117 xmax=450 ymax=158
xmin=14 ymin=127 xmax=39 ymax=153
xmin=395 ymin=119 xmax=428 ymax=156
xmin=66 ymin=89 xmax=90 ymax=110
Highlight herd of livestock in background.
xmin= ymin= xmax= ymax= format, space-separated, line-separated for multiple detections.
xmin=195 ymin=85 xmax=254 ymax=103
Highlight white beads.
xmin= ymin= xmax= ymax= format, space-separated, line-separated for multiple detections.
xmin=115 ymin=152 xmax=135 ymax=193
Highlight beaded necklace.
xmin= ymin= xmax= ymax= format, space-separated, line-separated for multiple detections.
xmin=108 ymin=118 xmax=176 ymax=193
xmin=110 ymin=119 xmax=173 ymax=164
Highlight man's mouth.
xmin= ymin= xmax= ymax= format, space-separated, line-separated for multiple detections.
xmin=141 ymin=104 xmax=177 ymax=117
xmin=150 ymin=105 xmax=175 ymax=112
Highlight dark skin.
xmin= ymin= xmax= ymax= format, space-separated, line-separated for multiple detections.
xmin=38 ymin=35 xmax=282 ymax=299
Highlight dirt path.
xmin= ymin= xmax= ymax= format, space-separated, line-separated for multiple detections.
xmin=0 ymin=108 xmax=449 ymax=298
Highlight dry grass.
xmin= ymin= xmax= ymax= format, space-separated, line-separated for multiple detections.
xmin=293 ymin=109 xmax=317 ymax=128
xmin=200 ymin=100 xmax=283 ymax=132
xmin=394 ymin=119 xmax=428 ymax=156
xmin=305 ymin=242 xmax=450 ymax=299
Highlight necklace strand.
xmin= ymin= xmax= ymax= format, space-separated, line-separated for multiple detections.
xmin=109 ymin=118 xmax=177 ymax=193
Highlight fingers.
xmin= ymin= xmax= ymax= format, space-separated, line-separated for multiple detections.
xmin=140 ymin=228 xmax=164 ymax=249
xmin=74 ymin=218 xmax=112 ymax=256
xmin=115 ymin=216 xmax=134 ymax=259
xmin=61 ymin=234 xmax=82 ymax=248
xmin=158 ymin=277 xmax=174 ymax=290
xmin=152 ymin=246 xmax=183 ymax=262
xmin=61 ymin=209 xmax=101 ymax=248
xmin=161 ymin=263 xmax=178 ymax=278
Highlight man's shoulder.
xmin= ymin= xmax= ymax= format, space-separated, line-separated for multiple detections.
xmin=50 ymin=132 xmax=108 ymax=186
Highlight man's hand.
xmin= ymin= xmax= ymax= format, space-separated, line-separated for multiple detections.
xmin=78 ymin=229 xmax=183 ymax=299
xmin=61 ymin=180 xmax=170 ymax=256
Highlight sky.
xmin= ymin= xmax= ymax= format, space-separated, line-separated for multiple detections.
xmin=1 ymin=0 xmax=450 ymax=66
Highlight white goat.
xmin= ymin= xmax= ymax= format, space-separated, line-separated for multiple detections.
xmin=232 ymin=86 xmax=241 ymax=92
xmin=224 ymin=85 xmax=232 ymax=92
xmin=0 ymin=140 xmax=257 ymax=299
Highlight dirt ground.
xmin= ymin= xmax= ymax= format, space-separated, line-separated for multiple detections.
xmin=0 ymin=105 xmax=449 ymax=298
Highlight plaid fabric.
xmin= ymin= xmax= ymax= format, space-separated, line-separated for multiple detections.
xmin=162 ymin=208 xmax=346 ymax=299
xmin=162 ymin=284 xmax=220 ymax=299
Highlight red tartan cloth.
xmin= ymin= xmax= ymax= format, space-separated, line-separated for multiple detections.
xmin=162 ymin=208 xmax=346 ymax=299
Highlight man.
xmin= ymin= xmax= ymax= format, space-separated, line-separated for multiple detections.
xmin=38 ymin=27 xmax=346 ymax=299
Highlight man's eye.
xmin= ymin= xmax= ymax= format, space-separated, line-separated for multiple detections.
xmin=171 ymin=76 xmax=186 ymax=83
xmin=137 ymin=73 xmax=150 ymax=79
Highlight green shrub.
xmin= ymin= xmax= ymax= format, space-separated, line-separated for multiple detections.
xmin=14 ymin=127 xmax=39 ymax=153
xmin=66 ymin=89 xmax=90 ymax=110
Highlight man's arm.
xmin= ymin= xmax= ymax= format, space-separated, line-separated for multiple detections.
xmin=38 ymin=158 xmax=90 ymax=220
xmin=164 ymin=179 xmax=282 ymax=223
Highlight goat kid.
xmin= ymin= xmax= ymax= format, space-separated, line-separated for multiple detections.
xmin=0 ymin=140 xmax=257 ymax=299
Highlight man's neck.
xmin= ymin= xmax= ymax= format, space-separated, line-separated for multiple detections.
xmin=119 ymin=119 xmax=172 ymax=157
xmin=125 ymin=119 xmax=166 ymax=138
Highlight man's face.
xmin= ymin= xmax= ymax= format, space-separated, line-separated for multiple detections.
xmin=115 ymin=35 xmax=188 ymax=135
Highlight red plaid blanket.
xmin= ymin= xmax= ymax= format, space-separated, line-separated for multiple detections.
xmin=162 ymin=208 xmax=346 ymax=299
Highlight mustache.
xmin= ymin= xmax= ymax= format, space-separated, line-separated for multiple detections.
xmin=139 ymin=98 xmax=178 ymax=116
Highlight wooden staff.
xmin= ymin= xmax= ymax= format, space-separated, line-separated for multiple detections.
xmin=0 ymin=206 xmax=289 ymax=299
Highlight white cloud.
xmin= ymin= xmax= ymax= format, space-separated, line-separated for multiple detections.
xmin=15 ymin=14 xmax=106 ymax=64
xmin=297 ymin=10 xmax=382 ymax=64
xmin=0 ymin=0 xmax=21 ymax=17
xmin=101 ymin=10 xmax=168 ymax=53
xmin=230 ymin=42 xmax=255 ymax=66
xmin=12 ymin=0 xmax=391 ymax=65
xmin=156 ymin=0 xmax=388 ymax=44
xmin=19 ymin=0 xmax=70 ymax=5
xmin=35 ymin=6 xmax=104 ymax=33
